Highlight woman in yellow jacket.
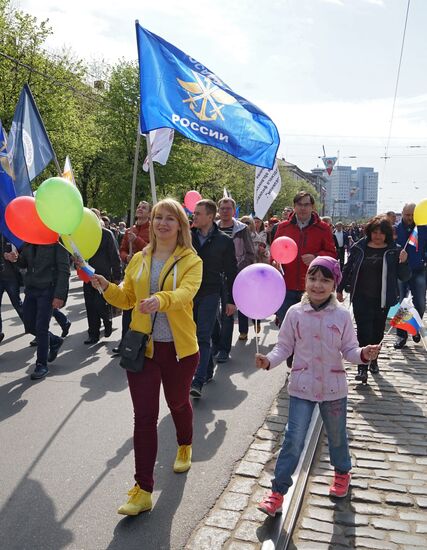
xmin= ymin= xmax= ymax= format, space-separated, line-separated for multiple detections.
xmin=92 ymin=198 xmax=202 ymax=516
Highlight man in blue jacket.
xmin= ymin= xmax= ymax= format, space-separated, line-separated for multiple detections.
xmin=190 ymin=199 xmax=237 ymax=398
xmin=394 ymin=203 xmax=427 ymax=348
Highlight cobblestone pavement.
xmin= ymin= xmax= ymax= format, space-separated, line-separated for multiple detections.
xmin=185 ymin=331 xmax=427 ymax=550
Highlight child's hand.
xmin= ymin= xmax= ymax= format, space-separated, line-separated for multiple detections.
xmin=362 ymin=344 xmax=381 ymax=361
xmin=336 ymin=291 xmax=344 ymax=303
xmin=255 ymin=353 xmax=270 ymax=370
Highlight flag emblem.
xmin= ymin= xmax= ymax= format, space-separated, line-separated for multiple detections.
xmin=178 ymin=72 xmax=236 ymax=122
xmin=7 ymin=123 xmax=35 ymax=176
xmin=136 ymin=23 xmax=279 ymax=169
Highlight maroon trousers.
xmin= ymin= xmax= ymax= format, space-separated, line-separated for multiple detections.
xmin=127 ymin=341 xmax=199 ymax=492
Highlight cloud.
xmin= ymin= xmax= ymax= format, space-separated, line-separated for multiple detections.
xmin=363 ymin=0 xmax=385 ymax=6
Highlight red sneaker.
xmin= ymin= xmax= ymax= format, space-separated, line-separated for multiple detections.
xmin=329 ymin=472 xmax=351 ymax=498
xmin=257 ymin=490 xmax=284 ymax=517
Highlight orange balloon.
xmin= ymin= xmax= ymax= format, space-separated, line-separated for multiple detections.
xmin=5 ymin=196 xmax=59 ymax=244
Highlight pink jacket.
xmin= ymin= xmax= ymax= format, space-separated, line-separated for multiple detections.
xmin=266 ymin=295 xmax=366 ymax=402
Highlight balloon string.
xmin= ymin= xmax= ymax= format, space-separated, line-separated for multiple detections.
xmin=255 ymin=324 xmax=259 ymax=354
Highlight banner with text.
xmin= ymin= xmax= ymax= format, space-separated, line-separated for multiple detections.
xmin=254 ymin=162 xmax=281 ymax=219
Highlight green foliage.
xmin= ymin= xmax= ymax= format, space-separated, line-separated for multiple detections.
xmin=0 ymin=0 xmax=319 ymax=220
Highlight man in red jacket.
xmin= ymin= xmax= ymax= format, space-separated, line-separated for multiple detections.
xmin=274 ymin=191 xmax=337 ymax=328
xmin=119 ymin=201 xmax=151 ymax=264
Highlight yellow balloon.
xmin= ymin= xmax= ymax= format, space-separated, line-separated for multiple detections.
xmin=61 ymin=208 xmax=102 ymax=260
xmin=414 ymin=199 xmax=427 ymax=226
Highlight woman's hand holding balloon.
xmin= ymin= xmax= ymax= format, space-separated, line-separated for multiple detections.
xmin=91 ymin=274 xmax=109 ymax=292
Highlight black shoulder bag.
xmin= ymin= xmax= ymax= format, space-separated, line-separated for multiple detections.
xmin=119 ymin=259 xmax=180 ymax=372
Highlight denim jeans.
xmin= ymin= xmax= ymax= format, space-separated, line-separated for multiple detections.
xmin=213 ymin=280 xmax=234 ymax=355
xmin=276 ymin=290 xmax=304 ymax=326
xmin=272 ymin=396 xmax=351 ymax=494
xmin=23 ymin=286 xmax=62 ymax=367
xmin=52 ymin=308 xmax=68 ymax=331
xmin=0 ymin=278 xmax=24 ymax=332
xmin=397 ymin=267 xmax=426 ymax=339
xmin=193 ymin=293 xmax=220 ymax=386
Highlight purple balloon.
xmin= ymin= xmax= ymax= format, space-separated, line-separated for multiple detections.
xmin=232 ymin=264 xmax=286 ymax=319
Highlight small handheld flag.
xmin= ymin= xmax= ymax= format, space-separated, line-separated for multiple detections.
xmin=407 ymin=226 xmax=419 ymax=251
xmin=390 ymin=296 xmax=423 ymax=336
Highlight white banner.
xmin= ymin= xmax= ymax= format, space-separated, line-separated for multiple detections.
xmin=143 ymin=128 xmax=174 ymax=172
xmin=62 ymin=155 xmax=76 ymax=185
xmin=254 ymin=161 xmax=281 ymax=219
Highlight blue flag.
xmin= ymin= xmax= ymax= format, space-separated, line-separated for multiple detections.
xmin=136 ymin=22 xmax=280 ymax=169
xmin=0 ymin=121 xmax=23 ymax=247
xmin=8 ymin=84 xmax=54 ymax=196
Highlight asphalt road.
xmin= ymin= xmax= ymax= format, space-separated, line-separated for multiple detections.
xmin=0 ymin=276 xmax=286 ymax=550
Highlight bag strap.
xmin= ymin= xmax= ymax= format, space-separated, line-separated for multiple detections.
xmin=150 ymin=258 xmax=181 ymax=335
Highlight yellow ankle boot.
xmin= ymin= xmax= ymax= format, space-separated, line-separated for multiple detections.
xmin=173 ymin=444 xmax=192 ymax=473
xmin=117 ymin=484 xmax=152 ymax=516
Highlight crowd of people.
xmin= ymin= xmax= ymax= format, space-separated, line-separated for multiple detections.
xmin=1 ymin=192 xmax=425 ymax=517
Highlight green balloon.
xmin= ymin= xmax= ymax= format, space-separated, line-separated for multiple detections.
xmin=61 ymin=208 xmax=102 ymax=260
xmin=35 ymin=177 xmax=84 ymax=235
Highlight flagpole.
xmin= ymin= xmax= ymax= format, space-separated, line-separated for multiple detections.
xmin=129 ymin=123 xmax=142 ymax=257
xmin=145 ymin=133 xmax=158 ymax=204
xmin=25 ymin=85 xmax=62 ymax=176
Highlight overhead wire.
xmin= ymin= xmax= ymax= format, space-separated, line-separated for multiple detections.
xmin=383 ymin=0 xmax=411 ymax=164
xmin=0 ymin=50 xmax=106 ymax=105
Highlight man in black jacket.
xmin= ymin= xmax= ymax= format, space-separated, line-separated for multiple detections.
xmin=7 ymin=242 xmax=70 ymax=380
xmin=83 ymin=212 xmax=121 ymax=344
xmin=190 ymin=199 xmax=237 ymax=398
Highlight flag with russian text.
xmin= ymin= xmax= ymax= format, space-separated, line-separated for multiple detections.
xmin=390 ymin=296 xmax=423 ymax=336
xmin=135 ymin=22 xmax=279 ymax=169
xmin=8 ymin=84 xmax=55 ymax=196
xmin=0 ymin=121 xmax=23 ymax=247
xmin=407 ymin=226 xmax=418 ymax=251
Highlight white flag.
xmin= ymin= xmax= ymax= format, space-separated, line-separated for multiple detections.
xmin=254 ymin=161 xmax=281 ymax=219
xmin=143 ymin=128 xmax=174 ymax=172
xmin=62 ymin=155 xmax=76 ymax=185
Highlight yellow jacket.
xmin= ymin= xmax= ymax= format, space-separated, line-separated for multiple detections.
xmin=103 ymin=245 xmax=202 ymax=359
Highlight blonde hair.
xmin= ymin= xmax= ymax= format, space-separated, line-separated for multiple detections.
xmin=240 ymin=215 xmax=255 ymax=232
xmin=147 ymin=198 xmax=196 ymax=253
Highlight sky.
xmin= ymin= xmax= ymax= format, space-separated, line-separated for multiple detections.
xmin=17 ymin=0 xmax=427 ymax=213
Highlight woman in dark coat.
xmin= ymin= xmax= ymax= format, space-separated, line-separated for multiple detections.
xmin=337 ymin=215 xmax=411 ymax=383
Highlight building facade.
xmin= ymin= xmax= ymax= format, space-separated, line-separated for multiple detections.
xmin=314 ymin=165 xmax=378 ymax=220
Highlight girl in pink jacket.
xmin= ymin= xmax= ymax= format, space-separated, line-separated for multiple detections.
xmin=255 ymin=256 xmax=380 ymax=516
